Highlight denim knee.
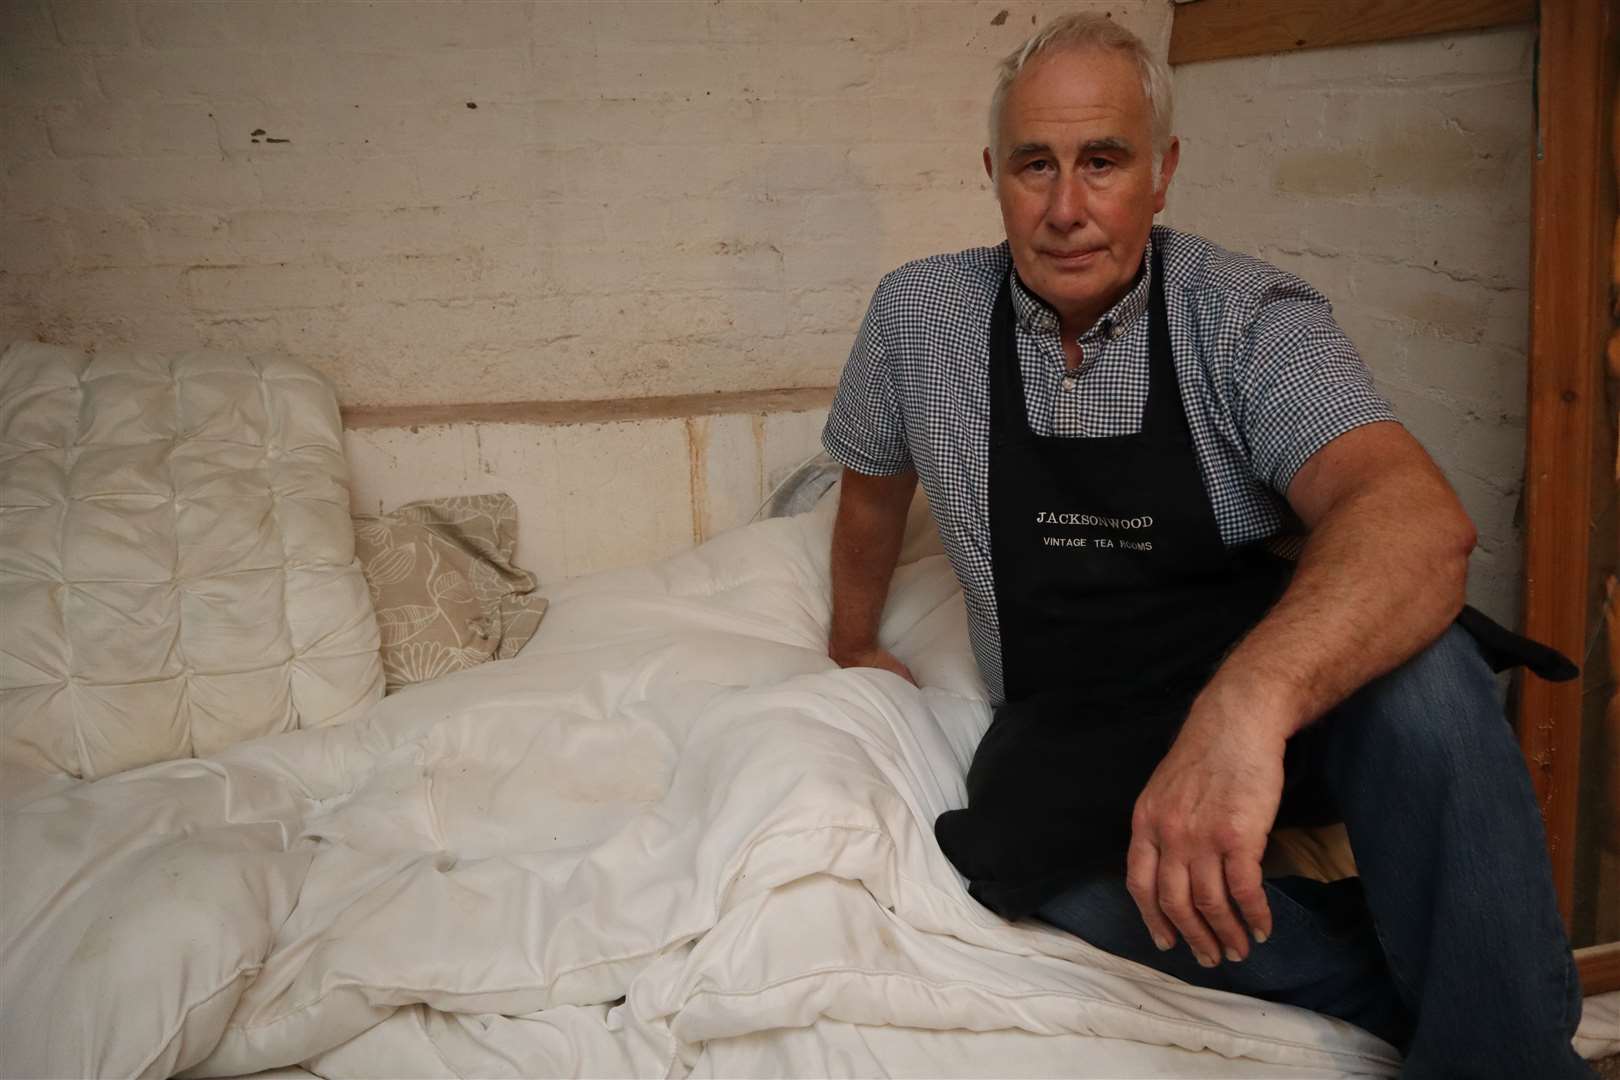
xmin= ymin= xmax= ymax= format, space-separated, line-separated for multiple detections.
xmin=1330 ymin=623 xmax=1511 ymax=771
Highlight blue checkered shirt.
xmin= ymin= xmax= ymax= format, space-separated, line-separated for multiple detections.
xmin=822 ymin=225 xmax=1398 ymax=704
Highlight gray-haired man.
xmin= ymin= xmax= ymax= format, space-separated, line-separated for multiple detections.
xmin=823 ymin=13 xmax=1591 ymax=1077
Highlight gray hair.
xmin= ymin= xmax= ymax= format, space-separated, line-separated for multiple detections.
xmin=987 ymin=13 xmax=1174 ymax=174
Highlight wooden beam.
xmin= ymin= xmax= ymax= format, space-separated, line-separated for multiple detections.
xmin=1577 ymin=941 xmax=1620 ymax=996
xmin=341 ymin=386 xmax=836 ymax=431
xmin=1169 ymin=0 xmax=1535 ymax=66
xmin=1519 ymin=0 xmax=1617 ymax=928
xmin=1602 ymin=50 xmax=1620 ymax=951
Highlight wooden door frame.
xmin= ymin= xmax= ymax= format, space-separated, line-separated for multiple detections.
xmin=1522 ymin=0 xmax=1615 ymax=961
xmin=1169 ymin=0 xmax=1620 ymax=994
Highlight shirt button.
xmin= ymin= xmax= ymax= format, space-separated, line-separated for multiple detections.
xmin=1107 ymin=321 xmax=1125 ymax=340
xmin=1061 ymin=375 xmax=1075 ymax=391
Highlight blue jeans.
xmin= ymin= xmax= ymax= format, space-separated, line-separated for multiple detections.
xmin=1036 ymin=624 xmax=1592 ymax=1079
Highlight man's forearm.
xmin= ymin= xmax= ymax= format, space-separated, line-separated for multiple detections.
xmin=828 ymin=467 xmax=917 ymax=663
xmin=1196 ymin=459 xmax=1475 ymax=740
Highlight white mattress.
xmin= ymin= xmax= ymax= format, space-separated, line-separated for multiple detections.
xmin=2 ymin=496 xmax=1613 ymax=1077
xmin=0 ymin=342 xmax=383 ymax=780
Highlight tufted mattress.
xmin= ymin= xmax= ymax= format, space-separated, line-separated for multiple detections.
xmin=0 ymin=342 xmax=383 ymax=780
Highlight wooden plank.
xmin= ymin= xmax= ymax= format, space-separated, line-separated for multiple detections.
xmin=1603 ymin=581 xmax=1620 ymax=945
xmin=341 ymin=386 xmax=836 ymax=431
xmin=1169 ymin=0 xmax=1535 ymax=65
xmin=1603 ymin=69 xmax=1620 ymax=949
xmin=1577 ymin=941 xmax=1620 ymax=996
xmin=1519 ymin=0 xmax=1616 ymax=929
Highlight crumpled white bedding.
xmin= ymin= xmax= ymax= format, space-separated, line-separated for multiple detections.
xmin=3 ymin=497 xmax=1614 ymax=1078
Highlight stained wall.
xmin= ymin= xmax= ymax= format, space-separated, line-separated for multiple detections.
xmin=3 ymin=4 xmax=1535 ymax=618
xmin=1164 ymin=26 xmax=1537 ymax=623
xmin=1 ymin=0 xmax=1164 ymax=407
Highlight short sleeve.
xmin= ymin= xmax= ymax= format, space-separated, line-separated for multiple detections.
xmin=821 ymin=283 xmax=912 ymax=476
xmin=1234 ymin=281 xmax=1398 ymax=494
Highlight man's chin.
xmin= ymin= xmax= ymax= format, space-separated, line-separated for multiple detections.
xmin=1037 ymin=257 xmax=1111 ymax=291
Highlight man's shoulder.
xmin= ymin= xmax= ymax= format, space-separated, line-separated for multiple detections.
xmin=1156 ymin=225 xmax=1329 ymax=310
xmin=871 ymin=242 xmax=1011 ymax=313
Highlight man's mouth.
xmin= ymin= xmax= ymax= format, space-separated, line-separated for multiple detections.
xmin=1043 ymin=248 xmax=1104 ymax=263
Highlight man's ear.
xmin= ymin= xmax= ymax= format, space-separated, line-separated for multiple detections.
xmin=983 ymin=147 xmax=995 ymax=182
xmin=1153 ymin=136 xmax=1180 ymax=213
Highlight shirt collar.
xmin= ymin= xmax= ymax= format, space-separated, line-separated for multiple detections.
xmin=1008 ymin=236 xmax=1153 ymax=343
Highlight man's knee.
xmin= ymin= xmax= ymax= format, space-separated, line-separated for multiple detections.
xmin=1330 ymin=623 xmax=1509 ymax=763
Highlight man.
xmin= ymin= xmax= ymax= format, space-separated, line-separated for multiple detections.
xmin=822 ymin=13 xmax=1592 ymax=1078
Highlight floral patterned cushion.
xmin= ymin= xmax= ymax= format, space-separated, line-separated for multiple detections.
xmin=352 ymin=494 xmax=546 ymax=692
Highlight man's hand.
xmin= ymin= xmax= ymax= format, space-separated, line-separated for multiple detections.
xmin=1124 ymin=423 xmax=1473 ymax=967
xmin=830 ymin=645 xmax=919 ymax=686
xmin=1125 ymin=689 xmax=1288 ymax=967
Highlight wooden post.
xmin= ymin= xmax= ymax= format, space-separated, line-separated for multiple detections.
xmin=1519 ymin=0 xmax=1617 ymax=943
xmin=1598 ymin=7 xmax=1620 ymax=959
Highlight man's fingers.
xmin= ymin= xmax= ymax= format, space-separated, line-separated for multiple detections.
xmin=1190 ymin=855 xmax=1248 ymax=962
xmin=1156 ymin=858 xmax=1221 ymax=968
xmin=881 ymin=654 xmax=919 ymax=686
xmin=853 ymin=649 xmax=918 ymax=686
xmin=1225 ymin=854 xmax=1272 ymax=945
xmin=1124 ymin=835 xmax=1177 ymax=951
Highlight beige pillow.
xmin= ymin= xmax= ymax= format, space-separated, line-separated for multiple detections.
xmin=352 ymin=494 xmax=546 ymax=692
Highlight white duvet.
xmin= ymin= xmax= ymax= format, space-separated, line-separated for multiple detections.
xmin=3 ymin=498 xmax=1613 ymax=1078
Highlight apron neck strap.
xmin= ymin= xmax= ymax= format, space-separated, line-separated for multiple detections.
xmin=1142 ymin=239 xmax=1191 ymax=442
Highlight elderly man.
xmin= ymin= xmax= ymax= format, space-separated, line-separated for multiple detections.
xmin=821 ymin=12 xmax=1591 ymax=1079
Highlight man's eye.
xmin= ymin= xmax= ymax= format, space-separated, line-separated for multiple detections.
xmin=1086 ymin=157 xmax=1113 ymax=171
xmin=1026 ymin=160 xmax=1053 ymax=173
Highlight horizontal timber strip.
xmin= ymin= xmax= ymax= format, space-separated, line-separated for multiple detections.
xmin=1576 ymin=942 xmax=1620 ymax=995
xmin=342 ymin=387 xmax=837 ymax=430
xmin=1169 ymin=0 xmax=1535 ymax=65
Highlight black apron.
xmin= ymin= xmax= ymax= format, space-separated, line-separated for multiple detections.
xmin=934 ymin=247 xmax=1575 ymax=919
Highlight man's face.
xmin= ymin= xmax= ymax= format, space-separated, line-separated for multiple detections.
xmin=985 ymin=46 xmax=1178 ymax=333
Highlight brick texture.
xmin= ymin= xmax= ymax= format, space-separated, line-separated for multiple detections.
xmin=2 ymin=0 xmax=1152 ymax=407
xmin=3 ymin=3 xmax=1534 ymax=623
xmin=1164 ymin=27 xmax=1536 ymax=626
xmin=341 ymin=404 xmax=832 ymax=582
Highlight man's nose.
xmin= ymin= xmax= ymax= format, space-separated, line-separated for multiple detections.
xmin=1045 ymin=171 xmax=1088 ymax=230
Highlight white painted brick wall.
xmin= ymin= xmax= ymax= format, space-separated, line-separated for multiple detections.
xmin=5 ymin=3 xmax=1533 ymax=608
xmin=2 ymin=0 xmax=1168 ymax=408
xmin=1164 ymin=27 xmax=1536 ymax=626
xmin=343 ymin=406 xmax=832 ymax=583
